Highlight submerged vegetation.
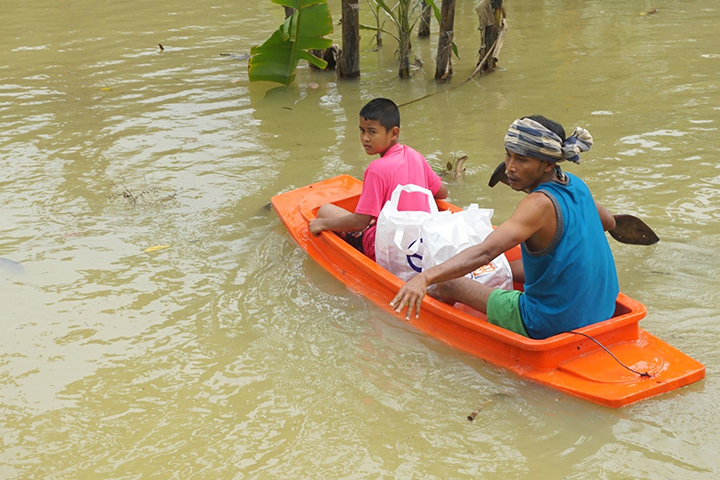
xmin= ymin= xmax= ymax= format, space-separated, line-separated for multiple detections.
xmin=108 ymin=179 xmax=178 ymax=206
xmin=359 ymin=0 xmax=445 ymax=78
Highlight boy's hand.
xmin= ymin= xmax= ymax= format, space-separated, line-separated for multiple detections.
xmin=308 ymin=218 xmax=324 ymax=236
xmin=390 ymin=274 xmax=429 ymax=320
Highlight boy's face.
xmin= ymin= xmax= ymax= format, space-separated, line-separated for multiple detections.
xmin=359 ymin=116 xmax=399 ymax=156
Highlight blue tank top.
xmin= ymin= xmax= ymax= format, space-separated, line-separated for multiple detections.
xmin=519 ymin=173 xmax=619 ymax=339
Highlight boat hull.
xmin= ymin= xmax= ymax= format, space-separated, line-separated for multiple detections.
xmin=272 ymin=175 xmax=705 ymax=408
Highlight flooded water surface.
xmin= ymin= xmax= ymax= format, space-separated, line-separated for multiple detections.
xmin=2 ymin=0 xmax=720 ymax=478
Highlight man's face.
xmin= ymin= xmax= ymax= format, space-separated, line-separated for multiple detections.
xmin=504 ymin=149 xmax=555 ymax=193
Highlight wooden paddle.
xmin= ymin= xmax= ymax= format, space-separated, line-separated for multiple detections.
xmin=488 ymin=161 xmax=659 ymax=245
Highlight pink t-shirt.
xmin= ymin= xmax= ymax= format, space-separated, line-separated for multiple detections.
xmin=354 ymin=143 xmax=443 ymax=260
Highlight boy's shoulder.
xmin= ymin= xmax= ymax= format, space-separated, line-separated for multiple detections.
xmin=382 ymin=143 xmax=426 ymax=160
xmin=401 ymin=143 xmax=426 ymax=157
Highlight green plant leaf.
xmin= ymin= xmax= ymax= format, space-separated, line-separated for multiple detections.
xmin=271 ymin=0 xmax=326 ymax=10
xmin=373 ymin=0 xmax=401 ymax=29
xmin=249 ymin=0 xmax=333 ymax=85
xmin=359 ymin=23 xmax=400 ymax=43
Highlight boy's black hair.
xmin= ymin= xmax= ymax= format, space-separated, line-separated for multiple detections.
xmin=522 ymin=115 xmax=566 ymax=141
xmin=359 ymin=98 xmax=400 ymax=131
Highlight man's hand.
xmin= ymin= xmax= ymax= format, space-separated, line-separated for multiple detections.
xmin=390 ymin=273 xmax=430 ymax=320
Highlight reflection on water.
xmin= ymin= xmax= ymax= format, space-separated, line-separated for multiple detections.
xmin=1 ymin=0 xmax=720 ymax=478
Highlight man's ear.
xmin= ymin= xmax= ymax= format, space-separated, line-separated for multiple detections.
xmin=544 ymin=161 xmax=557 ymax=173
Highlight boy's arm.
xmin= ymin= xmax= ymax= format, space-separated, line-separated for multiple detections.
xmin=434 ymin=183 xmax=448 ymax=200
xmin=309 ymin=212 xmax=373 ymax=236
xmin=422 ymin=158 xmax=448 ymax=200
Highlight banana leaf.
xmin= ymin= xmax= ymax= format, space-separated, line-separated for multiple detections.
xmin=249 ymin=0 xmax=333 ymax=85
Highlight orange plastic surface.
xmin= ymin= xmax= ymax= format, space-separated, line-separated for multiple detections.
xmin=271 ymin=175 xmax=705 ymax=408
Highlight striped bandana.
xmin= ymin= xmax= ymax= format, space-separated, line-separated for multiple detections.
xmin=504 ymin=118 xmax=593 ymax=164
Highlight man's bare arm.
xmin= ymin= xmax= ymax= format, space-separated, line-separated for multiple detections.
xmin=594 ymin=200 xmax=616 ymax=231
xmin=391 ymin=193 xmax=554 ymax=318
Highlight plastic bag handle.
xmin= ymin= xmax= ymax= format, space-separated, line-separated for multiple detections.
xmin=394 ymin=229 xmax=421 ymax=255
xmin=388 ymin=184 xmax=439 ymax=214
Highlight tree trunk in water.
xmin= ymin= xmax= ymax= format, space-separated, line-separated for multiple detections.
xmin=337 ymin=0 xmax=360 ymax=79
xmin=397 ymin=0 xmax=413 ymax=78
xmin=476 ymin=0 xmax=504 ymax=73
xmin=398 ymin=35 xmax=411 ymax=78
xmin=435 ymin=0 xmax=456 ymax=80
xmin=418 ymin=0 xmax=431 ymax=39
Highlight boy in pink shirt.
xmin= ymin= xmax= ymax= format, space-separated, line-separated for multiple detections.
xmin=309 ymin=98 xmax=448 ymax=260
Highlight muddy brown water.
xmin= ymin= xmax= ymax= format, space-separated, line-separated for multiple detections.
xmin=1 ymin=0 xmax=719 ymax=478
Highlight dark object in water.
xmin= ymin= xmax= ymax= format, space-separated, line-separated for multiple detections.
xmin=441 ymin=154 xmax=467 ymax=179
xmin=467 ymin=393 xmax=509 ymax=421
xmin=219 ymin=53 xmax=251 ymax=60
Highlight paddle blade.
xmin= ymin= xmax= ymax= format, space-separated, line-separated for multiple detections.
xmin=609 ymin=214 xmax=659 ymax=245
xmin=488 ymin=161 xmax=508 ymax=187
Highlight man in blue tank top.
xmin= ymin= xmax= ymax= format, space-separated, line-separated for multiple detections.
xmin=390 ymin=115 xmax=620 ymax=339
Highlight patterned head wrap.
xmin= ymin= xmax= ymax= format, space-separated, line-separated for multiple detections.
xmin=504 ymin=118 xmax=593 ymax=164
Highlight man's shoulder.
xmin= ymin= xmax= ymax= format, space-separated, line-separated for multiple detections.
xmin=502 ymin=194 xmax=552 ymax=231
xmin=514 ymin=192 xmax=557 ymax=226
xmin=522 ymin=190 xmax=555 ymax=208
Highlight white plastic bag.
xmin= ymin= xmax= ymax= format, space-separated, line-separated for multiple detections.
xmin=375 ymin=184 xmax=448 ymax=282
xmin=421 ymin=204 xmax=514 ymax=290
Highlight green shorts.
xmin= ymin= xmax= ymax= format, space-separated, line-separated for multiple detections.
xmin=486 ymin=289 xmax=530 ymax=337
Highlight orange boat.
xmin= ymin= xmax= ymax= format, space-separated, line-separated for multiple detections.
xmin=271 ymin=175 xmax=705 ymax=408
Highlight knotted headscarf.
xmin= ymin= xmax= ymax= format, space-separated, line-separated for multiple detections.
xmin=504 ymin=118 xmax=593 ymax=164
